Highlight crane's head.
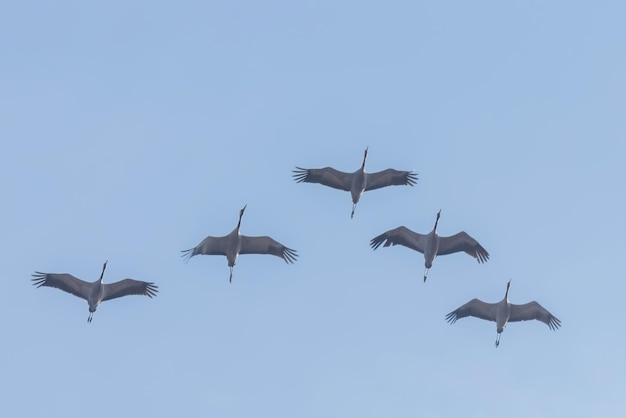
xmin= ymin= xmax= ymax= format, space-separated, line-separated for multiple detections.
xmin=505 ymin=280 xmax=511 ymax=298
xmin=434 ymin=209 xmax=441 ymax=230
xmin=362 ymin=147 xmax=368 ymax=167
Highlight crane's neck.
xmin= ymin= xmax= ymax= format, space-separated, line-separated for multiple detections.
xmin=433 ymin=210 xmax=441 ymax=232
xmin=361 ymin=147 xmax=368 ymax=170
xmin=237 ymin=205 xmax=246 ymax=232
xmin=99 ymin=260 xmax=107 ymax=283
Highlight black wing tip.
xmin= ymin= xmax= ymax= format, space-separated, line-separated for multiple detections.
xmin=549 ymin=317 xmax=562 ymax=330
xmin=369 ymin=234 xmax=386 ymax=250
xmin=475 ymin=248 xmax=490 ymax=263
xmin=180 ymin=248 xmax=195 ymax=262
xmin=145 ymin=283 xmax=159 ymax=298
xmin=283 ymin=247 xmax=299 ymax=264
xmin=445 ymin=312 xmax=458 ymax=324
xmin=31 ymin=272 xmax=47 ymax=287
xmin=406 ymin=171 xmax=418 ymax=186
xmin=292 ymin=168 xmax=309 ymax=183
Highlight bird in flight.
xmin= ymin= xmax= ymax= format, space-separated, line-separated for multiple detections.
xmin=446 ymin=280 xmax=561 ymax=347
xmin=370 ymin=210 xmax=489 ymax=281
xmin=32 ymin=260 xmax=158 ymax=323
xmin=181 ymin=205 xmax=298 ymax=282
xmin=293 ymin=147 xmax=417 ymax=218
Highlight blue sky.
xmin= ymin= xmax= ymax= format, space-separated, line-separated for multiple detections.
xmin=2 ymin=1 xmax=625 ymax=417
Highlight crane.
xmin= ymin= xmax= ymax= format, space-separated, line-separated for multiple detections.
xmin=293 ymin=147 xmax=417 ymax=218
xmin=446 ymin=280 xmax=561 ymax=347
xmin=181 ymin=205 xmax=298 ymax=282
xmin=370 ymin=210 xmax=489 ymax=281
xmin=32 ymin=260 xmax=158 ymax=322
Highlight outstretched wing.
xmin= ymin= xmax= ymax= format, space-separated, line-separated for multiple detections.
xmin=102 ymin=279 xmax=158 ymax=301
xmin=240 ymin=235 xmax=298 ymax=263
xmin=181 ymin=235 xmax=229 ymax=261
xmin=365 ymin=169 xmax=418 ymax=191
xmin=292 ymin=167 xmax=352 ymax=191
xmin=370 ymin=226 xmax=425 ymax=253
xmin=31 ymin=272 xmax=91 ymax=301
xmin=446 ymin=298 xmax=497 ymax=324
xmin=509 ymin=301 xmax=561 ymax=330
xmin=437 ymin=232 xmax=489 ymax=263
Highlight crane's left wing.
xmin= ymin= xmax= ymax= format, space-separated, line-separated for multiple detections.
xmin=437 ymin=231 xmax=489 ymax=263
xmin=102 ymin=279 xmax=159 ymax=301
xmin=365 ymin=169 xmax=417 ymax=191
xmin=509 ymin=301 xmax=561 ymax=330
xmin=240 ymin=235 xmax=298 ymax=263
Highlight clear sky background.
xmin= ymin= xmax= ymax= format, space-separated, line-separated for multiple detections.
xmin=2 ymin=1 xmax=625 ymax=417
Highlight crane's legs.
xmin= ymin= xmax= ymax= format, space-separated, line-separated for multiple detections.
xmin=351 ymin=203 xmax=357 ymax=219
xmin=423 ymin=267 xmax=430 ymax=282
xmin=495 ymin=334 xmax=501 ymax=348
xmin=87 ymin=312 xmax=93 ymax=323
xmin=229 ymin=267 xmax=233 ymax=283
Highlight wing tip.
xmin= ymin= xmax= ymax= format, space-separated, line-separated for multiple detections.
xmin=180 ymin=248 xmax=195 ymax=262
xmin=283 ymin=247 xmax=299 ymax=264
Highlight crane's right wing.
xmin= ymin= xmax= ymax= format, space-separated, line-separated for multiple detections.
xmin=31 ymin=272 xmax=91 ymax=301
xmin=446 ymin=298 xmax=497 ymax=324
xmin=181 ymin=235 xmax=229 ymax=261
xmin=370 ymin=226 xmax=425 ymax=253
xmin=292 ymin=167 xmax=352 ymax=191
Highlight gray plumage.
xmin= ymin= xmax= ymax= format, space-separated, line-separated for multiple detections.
xmin=32 ymin=260 xmax=158 ymax=322
xmin=446 ymin=280 xmax=561 ymax=347
xmin=370 ymin=210 xmax=489 ymax=281
xmin=293 ymin=147 xmax=417 ymax=218
xmin=181 ymin=205 xmax=298 ymax=282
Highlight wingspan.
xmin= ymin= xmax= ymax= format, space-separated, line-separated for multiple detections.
xmin=509 ymin=301 xmax=561 ymax=330
xmin=370 ymin=226 xmax=425 ymax=253
xmin=102 ymin=279 xmax=158 ymax=301
xmin=240 ymin=235 xmax=298 ymax=263
xmin=292 ymin=167 xmax=352 ymax=191
xmin=181 ymin=235 xmax=229 ymax=261
xmin=365 ymin=169 xmax=418 ymax=191
xmin=31 ymin=272 xmax=91 ymax=301
xmin=437 ymin=231 xmax=489 ymax=263
xmin=446 ymin=298 xmax=497 ymax=324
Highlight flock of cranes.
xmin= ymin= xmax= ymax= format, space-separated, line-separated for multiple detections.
xmin=31 ymin=148 xmax=560 ymax=347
